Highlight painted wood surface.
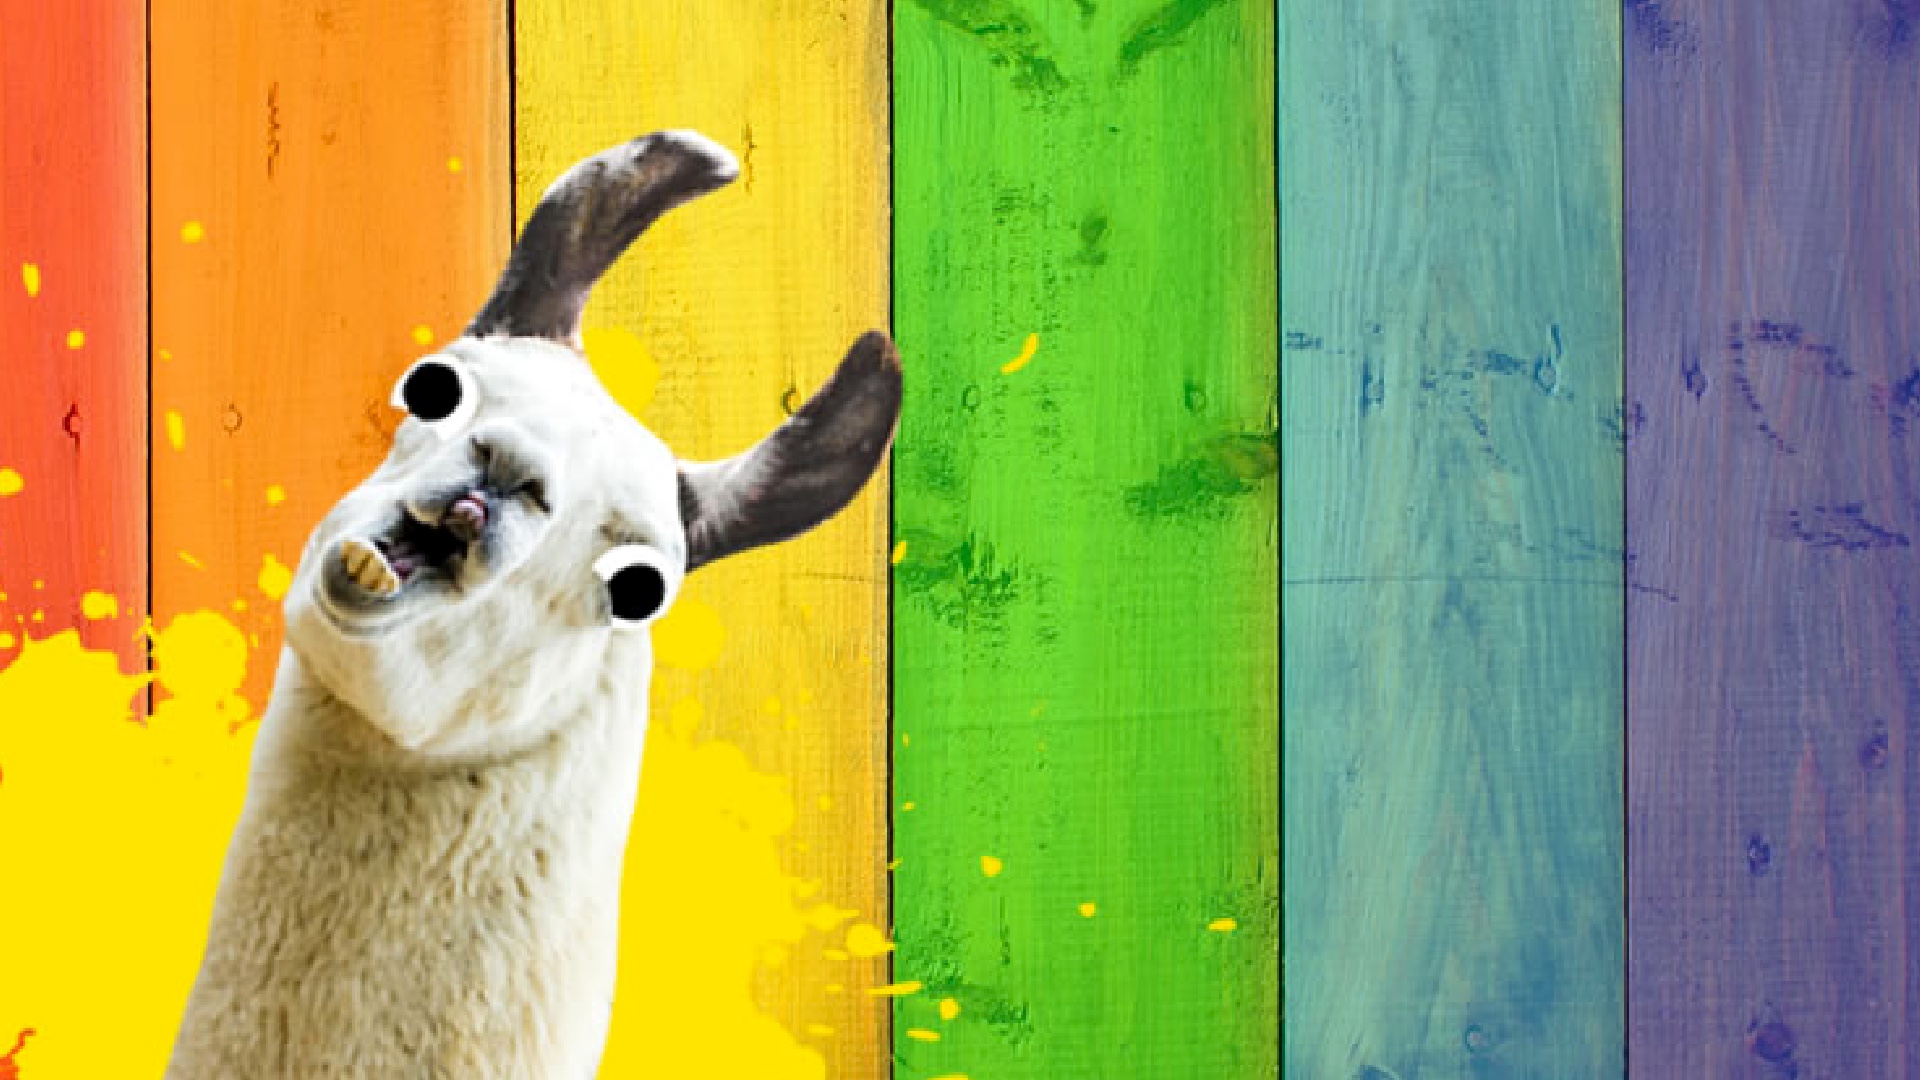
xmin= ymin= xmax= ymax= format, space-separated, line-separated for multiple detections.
xmin=1626 ymin=1 xmax=1920 ymax=1073
xmin=891 ymin=3 xmax=1279 ymax=1077
xmin=514 ymin=3 xmax=892 ymax=1076
xmin=150 ymin=0 xmax=511 ymax=710
xmin=0 ymin=0 xmax=148 ymax=669
xmin=1281 ymin=3 xmax=1623 ymax=1076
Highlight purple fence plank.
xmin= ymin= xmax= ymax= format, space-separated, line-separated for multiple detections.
xmin=1628 ymin=1 xmax=1920 ymax=1075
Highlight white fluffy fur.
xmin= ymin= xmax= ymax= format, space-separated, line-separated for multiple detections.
xmin=166 ymin=338 xmax=682 ymax=1078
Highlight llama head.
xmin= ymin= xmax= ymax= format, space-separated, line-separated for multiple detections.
xmin=281 ymin=131 xmax=901 ymax=757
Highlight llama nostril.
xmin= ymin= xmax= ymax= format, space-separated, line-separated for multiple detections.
xmin=446 ymin=491 xmax=489 ymax=542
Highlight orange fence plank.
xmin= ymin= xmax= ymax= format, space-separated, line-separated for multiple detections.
xmin=0 ymin=0 xmax=148 ymax=669
xmin=151 ymin=0 xmax=511 ymax=711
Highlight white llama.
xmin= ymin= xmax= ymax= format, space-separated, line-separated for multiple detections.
xmin=164 ymin=130 xmax=901 ymax=1078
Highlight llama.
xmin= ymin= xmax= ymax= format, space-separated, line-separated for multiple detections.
xmin=164 ymin=130 xmax=901 ymax=1078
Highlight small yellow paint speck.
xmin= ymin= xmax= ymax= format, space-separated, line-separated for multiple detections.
xmin=822 ymin=947 xmax=848 ymax=961
xmin=901 ymin=801 xmax=916 ymax=812
xmin=66 ymin=329 xmax=85 ymax=349
xmin=0 ymin=468 xmax=23 ymax=496
xmin=447 ymin=156 xmax=464 ymax=172
xmin=266 ymin=484 xmax=287 ymax=506
xmin=411 ymin=324 xmax=434 ymax=346
xmin=980 ymin=855 xmax=1004 ymax=878
xmin=824 ymin=984 xmax=845 ymax=995
xmin=179 ymin=550 xmax=204 ymax=570
xmin=231 ymin=598 xmax=248 ymax=612
xmin=887 ymin=858 xmax=903 ymax=871
xmin=906 ymin=1028 xmax=942 ymax=1043
xmin=928 ymin=1074 xmax=972 ymax=1080
xmin=1079 ymin=902 xmax=1098 ymax=918
xmin=80 ymin=591 xmax=119 ymax=620
xmin=867 ymin=981 xmax=924 ymax=997
xmin=901 ymin=733 xmax=911 ymax=747
xmin=845 ymin=923 xmax=895 ymax=958
xmin=0 ymin=632 xmax=14 ymax=649
xmin=939 ymin=998 xmax=961 ymax=1021
xmin=258 ymin=554 xmax=294 ymax=600
xmin=32 ymin=580 xmax=43 ymax=590
xmin=180 ymin=220 xmax=205 ymax=243
xmin=30 ymin=610 xmax=44 ymax=623
xmin=891 ymin=540 xmax=907 ymax=564
xmin=804 ymin=1024 xmax=833 ymax=1038
xmin=1208 ymin=918 xmax=1238 ymax=933
xmin=165 ymin=410 xmax=186 ymax=449
xmin=21 ymin=263 xmax=40 ymax=297
xmin=158 ymin=348 xmax=173 ymax=362
xmin=1001 ymin=332 xmax=1040 ymax=374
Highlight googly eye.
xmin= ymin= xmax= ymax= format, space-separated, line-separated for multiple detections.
xmin=390 ymin=357 xmax=478 ymax=437
xmin=594 ymin=545 xmax=679 ymax=628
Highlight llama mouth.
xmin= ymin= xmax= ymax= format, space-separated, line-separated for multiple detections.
xmin=340 ymin=490 xmax=491 ymax=598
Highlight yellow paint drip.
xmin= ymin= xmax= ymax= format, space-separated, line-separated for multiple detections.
xmin=0 ymin=620 xmax=256 ymax=1074
xmin=906 ymin=1028 xmax=941 ymax=1042
xmin=0 ymin=468 xmax=22 ymax=496
xmin=604 ymin=714 xmax=851 ymax=1079
xmin=66 ymin=329 xmax=86 ymax=350
xmin=178 ymin=550 xmax=204 ymax=570
xmin=265 ymin=484 xmax=287 ymax=506
xmin=652 ymin=596 xmax=725 ymax=670
xmin=1207 ymin=918 xmax=1238 ymax=933
xmin=1079 ymin=902 xmax=1098 ymax=918
xmin=891 ymin=541 xmax=907 ymax=564
xmin=584 ymin=326 xmax=660 ymax=419
xmin=844 ymin=922 xmax=894 ymax=958
xmin=165 ymin=410 xmax=186 ymax=450
xmin=980 ymin=855 xmax=1003 ymax=878
xmin=180 ymin=220 xmax=205 ymax=243
xmin=21 ymin=262 xmax=40 ymax=297
xmin=447 ymin=156 xmax=464 ymax=173
xmin=938 ymin=998 xmax=960 ymax=1021
xmin=1000 ymin=332 xmax=1039 ymax=374
xmin=81 ymin=592 xmax=120 ymax=620
xmin=866 ymin=981 xmax=924 ymax=997
xmin=411 ymin=324 xmax=435 ymax=346
xmin=256 ymin=554 xmax=293 ymax=601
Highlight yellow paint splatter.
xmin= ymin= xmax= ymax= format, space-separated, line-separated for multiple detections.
xmin=66 ymin=329 xmax=85 ymax=350
xmin=164 ymin=410 xmax=186 ymax=450
xmin=891 ymin=541 xmax=907 ymax=564
xmin=900 ymin=801 xmax=916 ymax=812
xmin=584 ymin=326 xmax=659 ymax=419
xmin=887 ymin=858 xmax=902 ymax=871
xmin=980 ymin=855 xmax=1003 ymax=878
xmin=28 ymin=611 xmax=44 ymax=624
xmin=901 ymin=733 xmax=911 ymax=747
xmin=158 ymin=348 xmax=173 ymax=362
xmin=1079 ymin=902 xmax=1098 ymax=918
xmin=231 ymin=599 xmax=247 ymax=613
xmin=928 ymin=1074 xmax=972 ymax=1080
xmin=866 ymin=981 xmax=924 ymax=997
xmin=411 ymin=324 xmax=434 ymax=346
xmin=265 ymin=484 xmax=287 ymax=506
xmin=906 ymin=1028 xmax=942 ymax=1042
xmin=180 ymin=220 xmax=205 ymax=243
xmin=938 ymin=998 xmax=961 ymax=1021
xmin=447 ymin=156 xmax=464 ymax=172
xmin=81 ymin=592 xmax=120 ymax=620
xmin=0 ymin=468 xmax=22 ymax=496
xmin=256 ymin=554 xmax=293 ymax=601
xmin=845 ymin=923 xmax=894 ymax=958
xmin=178 ymin=551 xmax=204 ymax=570
xmin=824 ymin=984 xmax=844 ymax=995
xmin=1000 ymin=332 xmax=1039 ymax=374
xmin=1207 ymin=918 xmax=1238 ymax=933
xmin=21 ymin=262 xmax=40 ymax=297
xmin=652 ymin=596 xmax=725 ymax=670
xmin=0 ymin=633 xmax=13 ymax=649
xmin=31 ymin=581 xmax=42 ymax=590
xmin=822 ymin=947 xmax=848 ymax=961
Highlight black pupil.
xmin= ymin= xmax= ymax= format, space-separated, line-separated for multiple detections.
xmin=609 ymin=564 xmax=667 ymax=622
xmin=404 ymin=362 xmax=463 ymax=421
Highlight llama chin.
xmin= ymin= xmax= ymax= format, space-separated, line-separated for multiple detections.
xmin=165 ymin=129 xmax=901 ymax=1078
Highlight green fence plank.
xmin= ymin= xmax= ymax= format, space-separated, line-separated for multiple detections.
xmin=891 ymin=2 xmax=1279 ymax=1077
xmin=1280 ymin=3 xmax=1623 ymax=1076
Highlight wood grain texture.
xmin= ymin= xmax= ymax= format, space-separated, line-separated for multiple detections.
xmin=150 ymin=0 xmax=510 ymax=707
xmin=0 ymin=0 xmax=148 ymax=669
xmin=513 ymin=4 xmax=891 ymax=1076
xmin=1627 ymin=1 xmax=1920 ymax=1073
xmin=1281 ymin=2 xmax=1623 ymax=1076
xmin=891 ymin=2 xmax=1279 ymax=1077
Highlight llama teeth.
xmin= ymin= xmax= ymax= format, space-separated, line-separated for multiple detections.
xmin=341 ymin=537 xmax=401 ymax=596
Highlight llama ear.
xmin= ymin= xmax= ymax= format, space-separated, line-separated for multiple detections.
xmin=465 ymin=131 xmax=738 ymax=347
xmin=679 ymin=331 xmax=903 ymax=571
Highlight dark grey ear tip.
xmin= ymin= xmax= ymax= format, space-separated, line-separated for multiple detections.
xmin=622 ymin=130 xmax=741 ymax=193
xmin=847 ymin=330 xmax=904 ymax=380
